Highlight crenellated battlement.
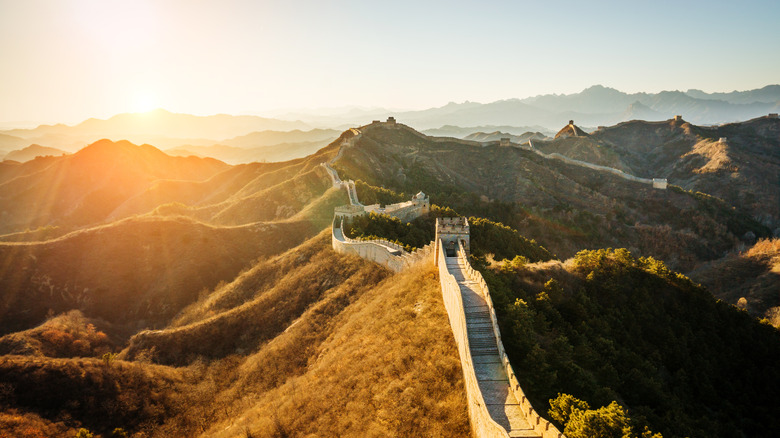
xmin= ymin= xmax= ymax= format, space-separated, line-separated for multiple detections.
xmin=528 ymin=140 xmax=669 ymax=189
xmin=323 ymin=131 xmax=564 ymax=436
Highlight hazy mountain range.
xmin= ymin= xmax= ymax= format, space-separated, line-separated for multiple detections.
xmin=1 ymin=85 xmax=777 ymax=165
xmin=0 ymin=109 xmax=311 ymax=152
xmin=270 ymin=85 xmax=780 ymax=130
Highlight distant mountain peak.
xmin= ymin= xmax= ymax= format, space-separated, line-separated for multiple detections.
xmin=554 ymin=121 xmax=589 ymax=139
xmin=581 ymin=84 xmax=622 ymax=95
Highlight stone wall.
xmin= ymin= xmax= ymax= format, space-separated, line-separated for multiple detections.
xmin=455 ymin=241 xmax=565 ymax=438
xmin=527 ymin=140 xmax=667 ymax=190
xmin=332 ymin=217 xmax=433 ymax=273
xmin=437 ymin=243 xmax=511 ymax=437
xmin=325 ymin=126 xmax=565 ymax=436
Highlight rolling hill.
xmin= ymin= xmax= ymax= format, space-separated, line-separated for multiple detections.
xmin=0 ymin=231 xmax=470 ymax=438
xmin=2 ymin=144 xmax=68 ymax=162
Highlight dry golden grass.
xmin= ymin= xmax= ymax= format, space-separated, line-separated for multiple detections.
xmin=121 ymin=230 xmax=389 ymax=365
xmin=0 ymin=310 xmax=114 ymax=357
xmin=204 ymin=261 xmax=470 ymax=438
xmin=691 ymin=238 xmax=780 ymax=321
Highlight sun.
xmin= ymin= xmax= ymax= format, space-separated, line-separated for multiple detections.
xmin=131 ymin=91 xmax=159 ymax=113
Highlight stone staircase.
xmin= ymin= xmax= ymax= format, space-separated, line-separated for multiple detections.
xmin=446 ymin=257 xmax=541 ymax=438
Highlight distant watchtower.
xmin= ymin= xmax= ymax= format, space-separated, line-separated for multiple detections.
xmin=387 ymin=116 xmax=397 ymax=125
xmin=412 ymin=191 xmax=430 ymax=215
xmin=768 ymin=113 xmax=778 ymax=119
xmin=569 ymin=120 xmax=574 ymax=126
xmin=435 ymin=217 xmax=470 ymax=263
xmin=673 ymin=115 xmax=683 ymax=122
xmin=499 ymin=138 xmax=511 ymax=146
xmin=652 ymin=178 xmax=668 ymax=189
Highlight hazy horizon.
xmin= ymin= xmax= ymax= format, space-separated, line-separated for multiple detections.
xmin=2 ymin=0 xmax=779 ymax=126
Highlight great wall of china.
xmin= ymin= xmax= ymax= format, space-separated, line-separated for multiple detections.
xmin=324 ymin=119 xmax=566 ymax=437
xmin=526 ymin=140 xmax=667 ymax=189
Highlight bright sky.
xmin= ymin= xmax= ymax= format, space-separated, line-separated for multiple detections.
xmin=1 ymin=0 xmax=779 ymax=125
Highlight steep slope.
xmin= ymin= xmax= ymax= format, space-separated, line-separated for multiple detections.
xmin=553 ymin=121 xmax=590 ymax=139
xmin=201 ymin=243 xmax=470 ymax=437
xmin=0 ymin=139 xmax=229 ymax=234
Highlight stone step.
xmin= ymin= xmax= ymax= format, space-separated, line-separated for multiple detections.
xmin=471 ymin=349 xmax=499 ymax=356
xmin=508 ymin=428 xmax=542 ymax=437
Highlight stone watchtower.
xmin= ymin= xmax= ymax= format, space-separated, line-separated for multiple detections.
xmin=434 ymin=217 xmax=470 ymax=264
xmin=412 ymin=191 xmax=430 ymax=215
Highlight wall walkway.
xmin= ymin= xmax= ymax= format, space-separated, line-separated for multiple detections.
xmin=527 ymin=140 xmax=667 ymax=189
xmin=323 ymin=121 xmax=566 ymax=438
xmin=445 ymin=242 xmax=566 ymax=438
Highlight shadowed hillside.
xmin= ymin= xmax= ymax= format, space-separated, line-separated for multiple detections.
xmin=1 ymin=119 xmax=778 ymax=437
xmin=333 ymin=122 xmax=768 ymax=270
xmin=0 ymin=216 xmax=315 ymax=334
xmin=690 ymin=238 xmax=780 ymax=323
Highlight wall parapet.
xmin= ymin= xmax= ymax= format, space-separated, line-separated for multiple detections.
xmin=324 ymin=125 xmax=564 ymax=436
xmin=528 ymin=140 xmax=666 ymax=190
xmin=455 ymin=241 xmax=565 ymax=438
xmin=437 ymin=243 xmax=511 ymax=438
xmin=332 ymin=217 xmax=433 ymax=273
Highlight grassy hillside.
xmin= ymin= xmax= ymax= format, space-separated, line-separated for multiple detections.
xmin=206 ymin=254 xmax=470 ymax=438
xmin=589 ymin=117 xmax=780 ymax=226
